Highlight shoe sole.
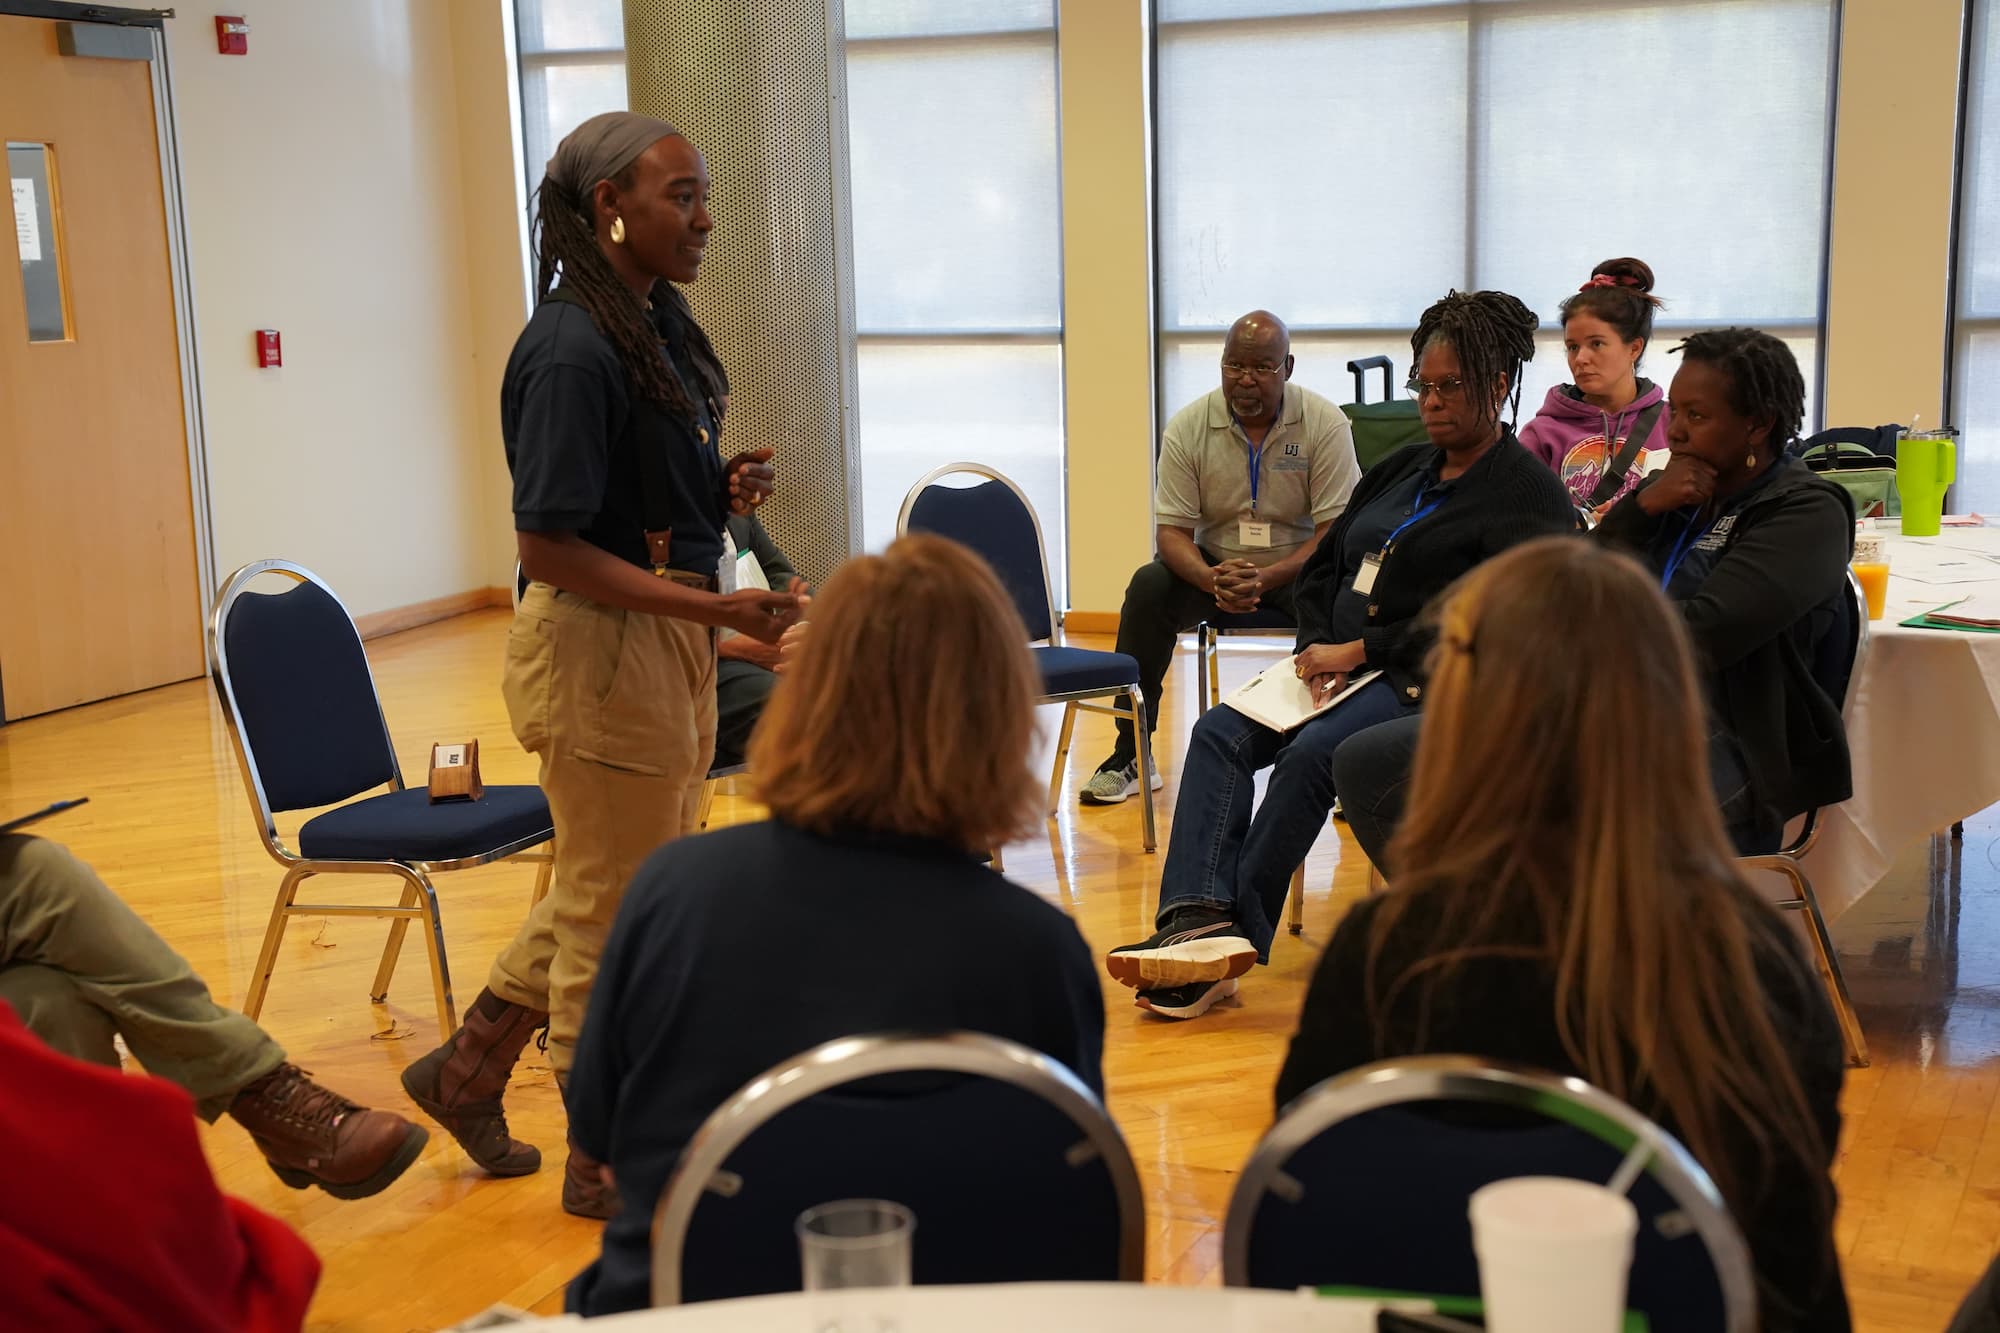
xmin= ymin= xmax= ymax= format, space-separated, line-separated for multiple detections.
xmin=400 ymin=1067 xmax=543 ymax=1177
xmin=1105 ymin=936 xmax=1257 ymax=988
xmin=267 ymin=1122 xmax=430 ymax=1201
xmin=1136 ymin=978 xmax=1239 ymax=1021
xmin=1079 ymin=773 xmax=1167 ymax=806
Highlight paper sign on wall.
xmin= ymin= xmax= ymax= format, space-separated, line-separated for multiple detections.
xmin=11 ymin=178 xmax=41 ymax=263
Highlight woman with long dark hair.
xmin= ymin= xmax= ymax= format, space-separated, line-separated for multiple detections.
xmin=400 ymin=113 xmax=803 ymax=1219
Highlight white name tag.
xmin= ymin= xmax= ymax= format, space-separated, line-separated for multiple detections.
xmin=717 ymin=529 xmax=739 ymax=594
xmin=1351 ymin=553 xmax=1382 ymax=596
xmin=1239 ymin=519 xmax=1273 ymax=549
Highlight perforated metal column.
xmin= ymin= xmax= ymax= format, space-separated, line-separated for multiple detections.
xmin=623 ymin=0 xmax=862 ymax=585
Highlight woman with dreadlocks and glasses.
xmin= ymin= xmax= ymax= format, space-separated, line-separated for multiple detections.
xmin=1104 ymin=289 xmax=1576 ymax=1023
xmin=401 ymin=113 xmax=804 ymax=1219
xmin=1332 ymin=328 xmax=1856 ymax=875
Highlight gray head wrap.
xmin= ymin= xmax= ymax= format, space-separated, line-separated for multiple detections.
xmin=545 ymin=111 xmax=683 ymax=198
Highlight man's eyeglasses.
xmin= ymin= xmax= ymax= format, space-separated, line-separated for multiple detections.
xmin=1221 ymin=360 xmax=1285 ymax=381
xmin=1406 ymin=375 xmax=1467 ymax=403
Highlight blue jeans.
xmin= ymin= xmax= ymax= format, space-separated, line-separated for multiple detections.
xmin=1330 ymin=713 xmax=1786 ymax=867
xmin=1157 ymin=678 xmax=1418 ymax=957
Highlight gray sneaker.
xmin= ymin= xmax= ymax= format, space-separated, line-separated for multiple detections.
xmin=1080 ymin=758 xmax=1164 ymax=806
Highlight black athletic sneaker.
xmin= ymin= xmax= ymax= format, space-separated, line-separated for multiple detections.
xmin=1135 ymin=977 xmax=1240 ymax=1021
xmin=1105 ymin=906 xmax=1257 ymax=988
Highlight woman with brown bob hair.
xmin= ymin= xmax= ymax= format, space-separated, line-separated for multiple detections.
xmin=1277 ymin=537 xmax=1848 ymax=1332
xmin=560 ymin=533 xmax=1106 ymax=1316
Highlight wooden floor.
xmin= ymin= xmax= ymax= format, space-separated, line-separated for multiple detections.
xmin=1 ymin=607 xmax=1995 ymax=1330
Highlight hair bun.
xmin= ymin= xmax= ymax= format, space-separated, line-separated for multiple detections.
xmin=1590 ymin=256 xmax=1654 ymax=294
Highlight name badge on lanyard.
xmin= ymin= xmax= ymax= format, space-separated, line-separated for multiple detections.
xmin=1239 ymin=519 xmax=1273 ymax=548
xmin=1355 ymin=486 xmax=1445 ymax=598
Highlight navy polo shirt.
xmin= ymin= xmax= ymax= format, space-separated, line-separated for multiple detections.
xmin=502 ymin=294 xmax=726 ymax=576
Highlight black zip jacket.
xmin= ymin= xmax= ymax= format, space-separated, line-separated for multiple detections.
xmin=1293 ymin=427 xmax=1578 ymax=700
xmin=1594 ymin=455 xmax=1856 ymax=820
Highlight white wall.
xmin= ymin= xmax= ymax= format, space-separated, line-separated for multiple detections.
xmin=167 ymin=1 xmax=507 ymax=617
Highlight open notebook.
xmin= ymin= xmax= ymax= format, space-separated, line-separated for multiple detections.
xmin=1222 ymin=658 xmax=1382 ymax=733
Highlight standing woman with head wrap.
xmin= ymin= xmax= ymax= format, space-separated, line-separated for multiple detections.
xmin=401 ymin=113 xmax=803 ymax=1218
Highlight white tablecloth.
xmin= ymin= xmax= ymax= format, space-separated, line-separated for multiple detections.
xmin=513 ymin=1284 xmax=1422 ymax=1332
xmin=1802 ymin=524 xmax=2000 ymax=919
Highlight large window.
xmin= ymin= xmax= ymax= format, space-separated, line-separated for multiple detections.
xmin=1156 ymin=0 xmax=1836 ymax=433
xmin=842 ymin=1 xmax=1065 ymax=598
xmin=1954 ymin=0 xmax=2000 ymax=514
xmin=514 ymin=0 xmax=628 ymax=202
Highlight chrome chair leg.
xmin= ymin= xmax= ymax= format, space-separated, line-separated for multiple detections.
xmin=1790 ymin=866 xmax=1869 ymax=1068
xmin=1047 ymin=702 xmax=1080 ymax=816
xmin=242 ymin=865 xmax=308 ymax=1021
xmin=1747 ymin=853 xmax=1869 ymax=1067
xmin=529 ymin=847 xmax=553 ymax=908
xmin=1202 ymin=624 xmax=1220 ymax=713
xmin=1129 ymin=686 xmax=1158 ymax=853
xmin=371 ymin=880 xmax=419 ymax=1003
xmin=407 ymin=868 xmax=457 ymax=1034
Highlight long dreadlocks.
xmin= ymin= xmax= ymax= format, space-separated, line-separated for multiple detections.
xmin=531 ymin=167 xmax=730 ymax=423
xmin=1410 ymin=289 xmax=1540 ymax=431
xmin=1670 ymin=327 xmax=1805 ymax=453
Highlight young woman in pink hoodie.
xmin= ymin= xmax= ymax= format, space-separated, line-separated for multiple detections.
xmin=1519 ymin=257 xmax=1668 ymax=515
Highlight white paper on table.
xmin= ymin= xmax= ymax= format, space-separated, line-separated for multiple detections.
xmin=1883 ymin=541 xmax=2000 ymax=586
xmin=12 ymin=179 xmax=41 ymax=262
xmin=1222 ymin=657 xmax=1382 ymax=732
xmin=1923 ymin=591 xmax=2000 ymax=626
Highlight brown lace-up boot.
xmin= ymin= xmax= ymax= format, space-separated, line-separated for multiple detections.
xmin=229 ymin=1064 xmax=429 ymax=1200
xmin=555 ymin=1073 xmax=621 ymax=1220
xmin=400 ymin=987 xmax=547 ymax=1176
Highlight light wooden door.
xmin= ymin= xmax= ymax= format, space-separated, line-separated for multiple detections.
xmin=0 ymin=15 xmax=202 ymax=720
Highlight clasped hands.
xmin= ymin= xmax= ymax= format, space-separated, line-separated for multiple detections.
xmin=1210 ymin=558 xmax=1266 ymax=613
xmin=1294 ymin=640 xmax=1365 ymax=704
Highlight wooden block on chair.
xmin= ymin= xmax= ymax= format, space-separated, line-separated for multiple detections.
xmin=427 ymin=740 xmax=484 ymax=803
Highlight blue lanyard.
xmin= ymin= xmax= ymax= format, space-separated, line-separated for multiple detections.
xmin=1380 ymin=486 xmax=1446 ymax=554
xmin=1247 ymin=440 xmax=1264 ymax=515
xmin=1659 ymin=510 xmax=1712 ymax=589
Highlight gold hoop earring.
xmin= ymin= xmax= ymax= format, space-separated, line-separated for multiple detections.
xmin=609 ymin=216 xmax=626 ymax=244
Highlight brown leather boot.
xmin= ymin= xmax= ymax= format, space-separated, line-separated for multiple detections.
xmin=400 ymin=987 xmax=547 ymax=1176
xmin=229 ymin=1063 xmax=429 ymax=1200
xmin=562 ymin=1137 xmax=622 ymax=1220
xmin=554 ymin=1071 xmax=621 ymax=1220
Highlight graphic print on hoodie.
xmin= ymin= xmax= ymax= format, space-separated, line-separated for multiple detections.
xmin=1517 ymin=378 xmax=1669 ymax=510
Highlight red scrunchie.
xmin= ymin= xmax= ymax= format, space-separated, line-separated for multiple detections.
xmin=1580 ymin=273 xmax=1641 ymax=291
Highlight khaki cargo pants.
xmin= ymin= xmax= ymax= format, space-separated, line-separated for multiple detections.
xmin=488 ymin=583 xmax=716 ymax=1074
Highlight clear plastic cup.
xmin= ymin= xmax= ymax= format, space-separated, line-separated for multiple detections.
xmin=1469 ymin=1177 xmax=1638 ymax=1333
xmin=1853 ymin=533 xmax=1889 ymax=620
xmin=797 ymin=1200 xmax=914 ymax=1333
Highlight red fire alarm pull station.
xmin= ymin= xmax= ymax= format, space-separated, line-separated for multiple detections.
xmin=256 ymin=329 xmax=281 ymax=368
xmin=216 ymin=16 xmax=248 ymax=56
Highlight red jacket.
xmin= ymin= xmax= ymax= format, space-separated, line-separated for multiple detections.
xmin=0 ymin=1003 xmax=321 ymax=1331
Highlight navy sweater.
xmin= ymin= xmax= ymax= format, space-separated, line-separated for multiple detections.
xmin=564 ymin=819 xmax=1105 ymax=1315
xmin=1293 ymin=428 xmax=1579 ymax=700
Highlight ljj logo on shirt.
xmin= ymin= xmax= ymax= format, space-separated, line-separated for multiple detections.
xmin=1694 ymin=515 xmax=1737 ymax=552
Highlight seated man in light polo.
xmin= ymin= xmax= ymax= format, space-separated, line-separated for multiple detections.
xmin=1081 ymin=310 xmax=1360 ymax=804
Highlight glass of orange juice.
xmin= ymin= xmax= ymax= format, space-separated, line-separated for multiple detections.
xmin=1853 ymin=533 xmax=1889 ymax=620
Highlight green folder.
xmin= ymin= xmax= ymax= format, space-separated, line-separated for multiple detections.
xmin=1899 ymin=612 xmax=2000 ymax=634
xmin=1316 ymin=1286 xmax=1651 ymax=1331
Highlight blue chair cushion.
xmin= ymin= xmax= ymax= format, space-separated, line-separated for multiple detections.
xmin=1035 ymin=646 xmax=1140 ymax=695
xmin=1203 ymin=607 xmax=1297 ymax=632
xmin=297 ymin=785 xmax=553 ymax=862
